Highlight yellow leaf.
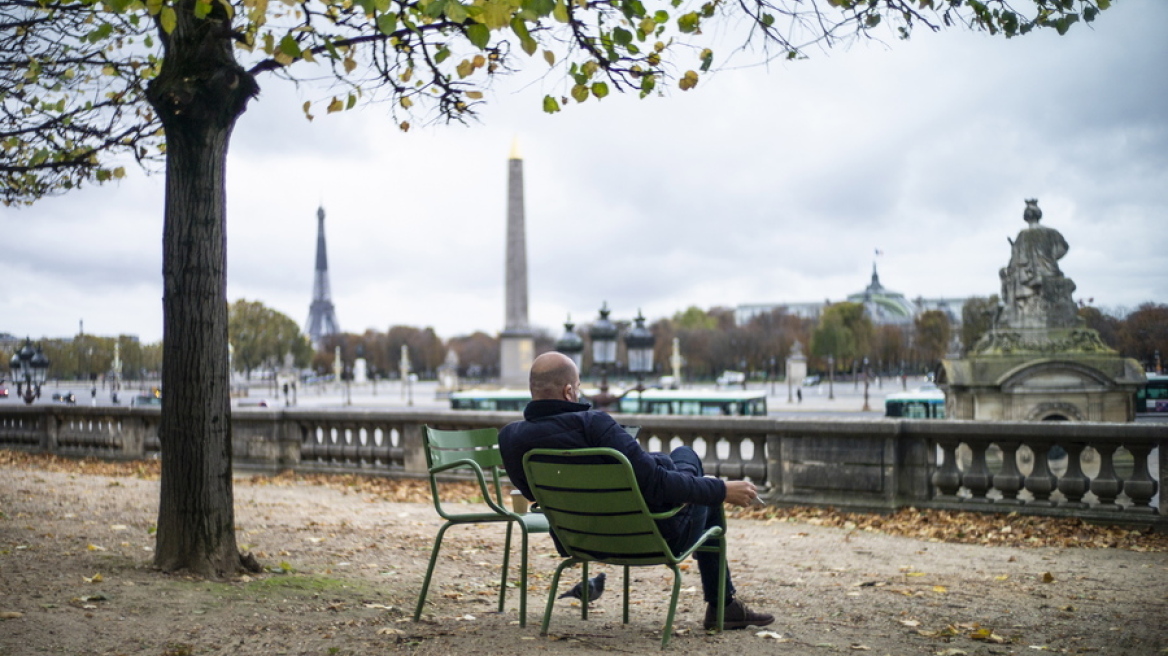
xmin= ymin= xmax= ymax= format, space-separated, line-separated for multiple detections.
xmin=906 ymin=572 xmax=926 ymax=577
xmin=0 ymin=612 xmax=23 ymax=620
xmin=160 ymin=6 xmax=177 ymax=34
xmin=83 ymin=573 xmax=103 ymax=583
xmin=932 ymin=585 xmax=947 ymax=593
xmin=1041 ymin=572 xmax=1055 ymax=583
xmin=400 ymin=96 xmax=413 ymax=109
xmin=543 ymin=49 xmax=555 ymax=66
xmin=994 ymin=575 xmax=1009 ymax=581
xmin=465 ymin=91 xmax=483 ymax=99
xmin=327 ymin=97 xmax=343 ymax=113
xmin=343 ymin=56 xmax=357 ymax=74
xmin=87 ymin=544 xmax=106 ymax=551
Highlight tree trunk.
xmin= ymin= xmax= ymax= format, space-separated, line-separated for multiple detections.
xmin=146 ymin=1 xmax=259 ymax=578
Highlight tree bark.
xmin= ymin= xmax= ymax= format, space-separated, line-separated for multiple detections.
xmin=146 ymin=1 xmax=259 ymax=578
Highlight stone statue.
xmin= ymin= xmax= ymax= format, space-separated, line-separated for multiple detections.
xmin=996 ymin=199 xmax=1078 ymax=331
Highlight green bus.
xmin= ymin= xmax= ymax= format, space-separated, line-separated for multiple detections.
xmin=617 ymin=389 xmax=767 ymax=416
xmin=1136 ymin=374 xmax=1168 ymax=413
xmin=884 ymin=386 xmax=946 ymax=419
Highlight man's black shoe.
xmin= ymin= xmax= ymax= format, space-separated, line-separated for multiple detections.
xmin=704 ymin=598 xmax=775 ymax=630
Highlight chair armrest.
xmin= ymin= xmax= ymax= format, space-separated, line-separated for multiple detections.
xmin=429 ymin=458 xmax=513 ymax=518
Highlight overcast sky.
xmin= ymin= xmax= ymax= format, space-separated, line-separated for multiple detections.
xmin=3 ymin=0 xmax=1165 ymax=345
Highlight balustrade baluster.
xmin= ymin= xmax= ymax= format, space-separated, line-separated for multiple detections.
xmin=1023 ymin=444 xmax=1057 ymax=507
xmin=993 ymin=441 xmax=1025 ymax=504
xmin=963 ymin=442 xmax=992 ymax=502
xmin=1122 ymin=445 xmax=1158 ymax=514
xmin=743 ymin=436 xmax=767 ymax=481
xmin=721 ymin=435 xmax=745 ymax=480
xmin=1057 ymin=443 xmax=1089 ymax=509
xmin=1090 ymin=444 xmax=1122 ymax=511
xmin=932 ymin=440 xmax=962 ymax=501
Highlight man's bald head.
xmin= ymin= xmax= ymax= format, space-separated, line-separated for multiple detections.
xmin=529 ymin=352 xmax=580 ymax=402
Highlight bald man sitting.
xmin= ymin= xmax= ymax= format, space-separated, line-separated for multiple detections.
xmin=499 ymin=351 xmax=774 ymax=631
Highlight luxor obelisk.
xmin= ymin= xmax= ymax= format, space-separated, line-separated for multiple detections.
xmin=499 ymin=141 xmax=534 ymax=387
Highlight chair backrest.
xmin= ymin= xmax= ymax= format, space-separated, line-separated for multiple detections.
xmin=423 ymin=426 xmax=504 ymax=470
xmin=422 ymin=426 xmax=508 ymax=513
xmin=522 ymin=448 xmax=673 ymax=566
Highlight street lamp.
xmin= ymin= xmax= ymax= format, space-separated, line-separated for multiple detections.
xmin=554 ymin=316 xmax=584 ymax=370
xmin=624 ymin=310 xmax=655 ymax=412
xmin=827 ymin=354 xmax=835 ymax=401
xmin=9 ymin=338 xmax=50 ymax=405
xmin=862 ymin=356 xmax=871 ymax=412
xmin=588 ymin=302 xmax=619 ymax=410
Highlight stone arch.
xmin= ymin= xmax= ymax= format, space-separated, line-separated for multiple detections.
xmin=1026 ymin=401 xmax=1085 ymax=422
xmin=997 ymin=359 xmax=1114 ymax=392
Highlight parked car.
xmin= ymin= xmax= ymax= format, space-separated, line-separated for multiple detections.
xmin=715 ymin=371 xmax=746 ymax=387
xmin=54 ymin=391 xmax=76 ymax=404
xmin=0 ymin=386 xmax=8 ymax=398
xmin=801 ymin=375 xmax=821 ymax=387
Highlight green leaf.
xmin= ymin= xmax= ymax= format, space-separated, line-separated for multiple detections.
xmin=523 ymin=0 xmax=555 ymax=18
xmin=677 ymin=11 xmax=699 ymax=33
xmin=467 ymin=23 xmax=490 ymax=48
xmin=444 ymin=1 xmax=468 ymax=22
xmin=511 ymin=17 xmax=537 ymax=55
xmin=552 ymin=0 xmax=569 ymax=22
xmin=481 ymin=0 xmax=513 ymax=29
xmin=279 ymin=34 xmax=301 ymax=58
xmin=612 ymin=26 xmax=633 ymax=46
xmin=542 ymin=95 xmax=561 ymax=113
xmin=570 ymin=84 xmax=589 ymax=103
xmin=435 ymin=47 xmax=452 ymax=63
xmin=699 ymin=48 xmax=713 ymax=72
xmin=653 ymin=10 xmax=668 ymax=23
xmin=591 ymin=81 xmax=609 ymax=98
xmin=423 ymin=0 xmax=447 ymax=18
xmin=376 ymin=12 xmax=398 ymax=35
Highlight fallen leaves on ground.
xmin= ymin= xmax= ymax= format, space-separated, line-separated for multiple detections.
xmin=729 ymin=504 xmax=1168 ymax=552
xmin=4 ymin=449 xmax=1165 ymax=552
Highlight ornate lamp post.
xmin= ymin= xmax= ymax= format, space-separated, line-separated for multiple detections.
xmin=554 ymin=316 xmax=584 ymax=370
xmin=624 ymin=310 xmax=655 ymax=412
xmin=9 ymin=338 xmax=50 ymax=405
xmin=588 ymin=302 xmax=619 ymax=410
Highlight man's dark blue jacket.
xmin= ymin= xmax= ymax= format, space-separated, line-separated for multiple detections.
xmin=499 ymin=399 xmax=726 ymax=515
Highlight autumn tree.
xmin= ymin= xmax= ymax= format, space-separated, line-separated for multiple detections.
xmin=914 ymin=309 xmax=951 ymax=369
xmin=1078 ymin=305 xmax=1121 ymax=349
xmin=447 ymin=331 xmax=499 ymax=379
xmin=811 ymin=302 xmax=872 ymax=374
xmin=1117 ymin=303 xmax=1168 ymax=371
xmin=961 ymin=295 xmax=1000 ymax=353
xmin=227 ymin=299 xmax=312 ymax=378
xmin=2 ymin=0 xmax=1110 ymax=577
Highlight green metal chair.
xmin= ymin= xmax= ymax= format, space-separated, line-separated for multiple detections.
xmin=522 ymin=447 xmax=727 ymax=649
xmin=412 ymin=426 xmax=549 ymax=626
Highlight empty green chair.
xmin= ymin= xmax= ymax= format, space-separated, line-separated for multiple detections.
xmin=522 ymin=447 xmax=727 ymax=648
xmin=413 ymin=426 xmax=549 ymax=626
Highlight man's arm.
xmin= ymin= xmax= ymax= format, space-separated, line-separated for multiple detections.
xmin=589 ymin=413 xmax=726 ymax=508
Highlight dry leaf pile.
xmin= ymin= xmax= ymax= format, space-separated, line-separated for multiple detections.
xmin=4 ymin=449 xmax=1165 ymax=551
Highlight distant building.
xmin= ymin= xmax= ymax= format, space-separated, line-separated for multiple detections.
xmin=736 ymin=264 xmax=969 ymax=327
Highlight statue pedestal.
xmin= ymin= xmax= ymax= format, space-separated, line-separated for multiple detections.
xmin=499 ymin=330 xmax=534 ymax=389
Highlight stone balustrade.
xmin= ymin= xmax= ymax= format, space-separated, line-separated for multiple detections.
xmin=1 ymin=405 xmax=1162 ymax=526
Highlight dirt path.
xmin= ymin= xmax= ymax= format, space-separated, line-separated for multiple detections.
xmin=1 ymin=462 xmax=1166 ymax=656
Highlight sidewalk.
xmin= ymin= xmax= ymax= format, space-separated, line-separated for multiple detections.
xmin=2 ymin=458 xmax=1165 ymax=655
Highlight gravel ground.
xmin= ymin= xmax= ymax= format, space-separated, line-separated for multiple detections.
xmin=1 ymin=459 xmax=1166 ymax=656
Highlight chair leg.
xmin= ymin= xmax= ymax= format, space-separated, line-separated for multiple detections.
xmin=581 ymin=561 xmax=590 ymax=620
xmin=622 ymin=565 xmax=631 ymax=624
xmin=499 ymin=521 xmax=514 ymax=615
xmin=517 ymin=525 xmax=529 ymax=627
xmin=661 ymin=564 xmax=683 ymax=649
xmin=541 ymin=560 xmax=574 ymax=637
xmin=413 ymin=522 xmax=453 ymax=621
xmin=715 ymin=537 xmax=727 ymax=633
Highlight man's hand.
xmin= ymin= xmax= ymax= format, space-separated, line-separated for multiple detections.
xmin=723 ymin=480 xmax=759 ymax=507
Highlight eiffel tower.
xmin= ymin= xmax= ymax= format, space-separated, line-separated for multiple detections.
xmin=305 ymin=206 xmax=340 ymax=349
